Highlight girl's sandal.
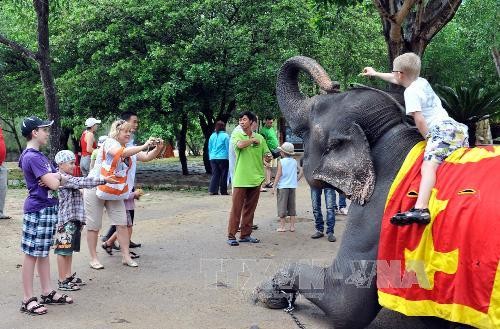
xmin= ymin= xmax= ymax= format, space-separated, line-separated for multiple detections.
xmin=40 ymin=290 xmax=73 ymax=305
xmin=20 ymin=297 xmax=47 ymax=315
xmin=101 ymin=242 xmax=113 ymax=256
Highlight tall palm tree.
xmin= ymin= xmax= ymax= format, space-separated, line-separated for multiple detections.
xmin=435 ymin=83 xmax=500 ymax=146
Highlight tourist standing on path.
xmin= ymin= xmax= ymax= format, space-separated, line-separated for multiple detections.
xmin=335 ymin=193 xmax=349 ymax=215
xmin=53 ymin=150 xmax=114 ymax=291
xmin=102 ymin=111 xmax=142 ymax=249
xmin=84 ymin=119 xmax=161 ymax=269
xmin=227 ymin=124 xmax=242 ymax=187
xmin=18 ymin=117 xmax=73 ymax=316
xmin=79 ymin=117 xmax=101 ymax=176
xmin=259 ymin=116 xmax=280 ymax=189
xmin=208 ymin=121 xmax=229 ymax=195
xmin=0 ymin=125 xmax=10 ymax=220
xmin=310 ymin=186 xmax=339 ymax=242
xmin=272 ymin=142 xmax=303 ymax=232
xmin=226 ymin=111 xmax=272 ymax=246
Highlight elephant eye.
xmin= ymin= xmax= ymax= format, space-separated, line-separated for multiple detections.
xmin=323 ymin=138 xmax=342 ymax=154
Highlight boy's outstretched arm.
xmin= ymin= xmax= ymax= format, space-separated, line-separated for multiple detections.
xmin=361 ymin=67 xmax=399 ymax=85
xmin=60 ymin=175 xmax=110 ymax=190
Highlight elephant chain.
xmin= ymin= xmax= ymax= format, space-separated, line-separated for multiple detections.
xmin=282 ymin=290 xmax=306 ymax=329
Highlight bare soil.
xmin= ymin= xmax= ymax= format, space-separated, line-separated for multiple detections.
xmin=0 ymin=178 xmax=421 ymax=329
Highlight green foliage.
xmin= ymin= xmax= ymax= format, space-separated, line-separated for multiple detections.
xmin=423 ymin=0 xmax=498 ymax=87
xmin=434 ymin=83 xmax=500 ymax=124
xmin=311 ymin=1 xmax=387 ymax=89
xmin=1 ymin=0 xmax=497 ymax=159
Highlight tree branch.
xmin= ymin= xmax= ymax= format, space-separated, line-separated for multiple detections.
xmin=394 ymin=0 xmax=418 ymax=25
xmin=0 ymin=33 xmax=38 ymax=61
xmin=418 ymin=0 xmax=461 ymax=44
xmin=372 ymin=0 xmax=395 ymax=23
xmin=0 ymin=114 xmax=17 ymax=133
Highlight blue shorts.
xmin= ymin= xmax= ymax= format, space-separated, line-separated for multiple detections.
xmin=21 ymin=206 xmax=58 ymax=257
xmin=424 ymin=120 xmax=469 ymax=163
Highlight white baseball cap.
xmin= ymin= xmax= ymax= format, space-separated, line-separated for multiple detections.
xmin=85 ymin=117 xmax=101 ymax=128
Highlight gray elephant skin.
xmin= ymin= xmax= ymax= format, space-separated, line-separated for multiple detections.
xmin=253 ymin=56 xmax=473 ymax=329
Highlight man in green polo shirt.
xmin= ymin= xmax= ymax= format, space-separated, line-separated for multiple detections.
xmin=260 ymin=116 xmax=280 ymax=188
xmin=227 ymin=111 xmax=271 ymax=246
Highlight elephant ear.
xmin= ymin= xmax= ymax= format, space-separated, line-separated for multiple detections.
xmin=312 ymin=123 xmax=375 ymax=205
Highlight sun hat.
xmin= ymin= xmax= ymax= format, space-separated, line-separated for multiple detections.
xmin=20 ymin=116 xmax=54 ymax=137
xmin=55 ymin=150 xmax=76 ymax=165
xmin=85 ymin=117 xmax=101 ymax=128
xmin=278 ymin=142 xmax=295 ymax=155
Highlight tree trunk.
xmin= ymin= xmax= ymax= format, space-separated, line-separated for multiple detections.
xmin=466 ymin=122 xmax=477 ymax=147
xmin=374 ymin=0 xmax=462 ymax=66
xmin=34 ymin=0 xmax=62 ymax=158
xmin=178 ymin=112 xmax=189 ymax=175
xmin=0 ymin=116 xmax=24 ymax=154
xmin=59 ymin=127 xmax=72 ymax=150
xmin=199 ymin=98 xmax=214 ymax=174
xmin=493 ymin=48 xmax=500 ymax=77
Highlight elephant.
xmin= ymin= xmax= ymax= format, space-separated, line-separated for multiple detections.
xmin=253 ymin=56 xmax=475 ymax=329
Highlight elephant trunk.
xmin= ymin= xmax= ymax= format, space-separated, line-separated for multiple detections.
xmin=276 ymin=56 xmax=340 ymax=135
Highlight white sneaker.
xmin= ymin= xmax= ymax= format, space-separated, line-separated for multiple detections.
xmin=339 ymin=208 xmax=348 ymax=215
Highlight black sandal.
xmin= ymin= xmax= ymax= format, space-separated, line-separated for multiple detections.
xmin=130 ymin=251 xmax=140 ymax=259
xmin=20 ymin=297 xmax=47 ymax=315
xmin=40 ymin=290 xmax=73 ymax=305
xmin=102 ymin=242 xmax=113 ymax=256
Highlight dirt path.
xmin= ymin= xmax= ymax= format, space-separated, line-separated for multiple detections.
xmin=0 ymin=181 xmax=344 ymax=329
xmin=0 ymin=181 xmax=421 ymax=329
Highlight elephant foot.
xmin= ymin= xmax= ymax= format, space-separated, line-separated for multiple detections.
xmin=253 ymin=266 xmax=297 ymax=309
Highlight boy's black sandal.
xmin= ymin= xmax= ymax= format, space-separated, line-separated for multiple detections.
xmin=58 ymin=278 xmax=80 ymax=291
xmin=40 ymin=290 xmax=73 ymax=304
xmin=20 ymin=297 xmax=47 ymax=315
xmin=67 ymin=272 xmax=86 ymax=286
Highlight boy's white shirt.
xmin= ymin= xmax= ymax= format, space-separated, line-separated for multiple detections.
xmin=404 ymin=77 xmax=449 ymax=129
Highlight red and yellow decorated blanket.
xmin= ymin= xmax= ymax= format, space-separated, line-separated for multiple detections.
xmin=377 ymin=141 xmax=500 ymax=328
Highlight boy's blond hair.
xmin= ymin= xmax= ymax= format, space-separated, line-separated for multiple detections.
xmin=393 ymin=52 xmax=421 ymax=80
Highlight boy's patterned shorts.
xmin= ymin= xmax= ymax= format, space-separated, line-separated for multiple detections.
xmin=54 ymin=221 xmax=82 ymax=256
xmin=424 ymin=120 xmax=469 ymax=163
xmin=21 ymin=206 xmax=58 ymax=257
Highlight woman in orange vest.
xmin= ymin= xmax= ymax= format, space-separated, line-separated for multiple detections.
xmin=84 ymin=119 xmax=163 ymax=269
xmin=80 ymin=118 xmax=101 ymax=176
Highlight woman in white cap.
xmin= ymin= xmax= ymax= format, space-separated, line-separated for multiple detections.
xmin=79 ymin=117 xmax=101 ymax=176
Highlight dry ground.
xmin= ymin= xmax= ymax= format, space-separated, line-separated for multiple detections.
xmin=0 ymin=179 xmax=424 ymax=329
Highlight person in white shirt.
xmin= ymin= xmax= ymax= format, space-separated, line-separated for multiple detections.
xmin=362 ymin=52 xmax=468 ymax=225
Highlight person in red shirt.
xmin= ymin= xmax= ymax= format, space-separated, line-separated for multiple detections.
xmin=0 ymin=125 xmax=10 ymax=219
xmin=79 ymin=117 xmax=101 ymax=176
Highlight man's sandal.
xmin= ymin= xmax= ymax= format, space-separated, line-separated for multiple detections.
xmin=40 ymin=290 xmax=73 ymax=305
xmin=227 ymin=239 xmax=239 ymax=246
xmin=20 ymin=297 xmax=47 ymax=315
xmin=238 ymin=236 xmax=260 ymax=243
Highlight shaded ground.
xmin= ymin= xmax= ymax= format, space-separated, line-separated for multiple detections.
xmin=0 ymin=160 xmax=426 ymax=329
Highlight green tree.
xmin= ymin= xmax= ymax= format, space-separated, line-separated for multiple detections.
xmin=0 ymin=0 xmax=65 ymax=157
xmin=318 ymin=0 xmax=463 ymax=67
